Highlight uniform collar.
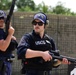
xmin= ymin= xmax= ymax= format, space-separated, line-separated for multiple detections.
xmin=32 ymin=30 xmax=46 ymax=39
xmin=0 ymin=28 xmax=4 ymax=32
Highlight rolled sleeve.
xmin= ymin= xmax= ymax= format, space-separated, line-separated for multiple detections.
xmin=17 ymin=34 xmax=30 ymax=59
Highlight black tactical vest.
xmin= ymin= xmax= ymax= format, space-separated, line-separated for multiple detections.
xmin=22 ymin=32 xmax=55 ymax=71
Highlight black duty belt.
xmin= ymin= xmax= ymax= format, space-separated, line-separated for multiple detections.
xmin=5 ymin=58 xmax=15 ymax=62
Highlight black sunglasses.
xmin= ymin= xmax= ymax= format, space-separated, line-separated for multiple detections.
xmin=32 ymin=21 xmax=44 ymax=26
xmin=0 ymin=17 xmax=4 ymax=20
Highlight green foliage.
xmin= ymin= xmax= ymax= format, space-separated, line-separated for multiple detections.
xmin=16 ymin=0 xmax=35 ymax=11
xmin=52 ymin=2 xmax=76 ymax=16
xmin=18 ymin=6 xmax=32 ymax=12
xmin=35 ymin=2 xmax=49 ymax=13
xmin=0 ymin=0 xmax=76 ymax=16
xmin=0 ymin=0 xmax=11 ymax=10
xmin=34 ymin=1 xmax=76 ymax=16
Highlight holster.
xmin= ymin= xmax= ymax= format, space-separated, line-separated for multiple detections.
xmin=21 ymin=66 xmax=26 ymax=74
xmin=0 ymin=60 xmax=4 ymax=71
xmin=6 ymin=39 xmax=18 ymax=51
xmin=0 ymin=60 xmax=6 ymax=75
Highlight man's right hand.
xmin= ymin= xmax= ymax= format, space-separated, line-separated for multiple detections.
xmin=41 ymin=51 xmax=52 ymax=62
xmin=8 ymin=26 xmax=15 ymax=36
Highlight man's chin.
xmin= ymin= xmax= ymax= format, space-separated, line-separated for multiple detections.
xmin=35 ymin=31 xmax=40 ymax=34
xmin=35 ymin=30 xmax=38 ymax=32
xmin=0 ymin=26 xmax=4 ymax=28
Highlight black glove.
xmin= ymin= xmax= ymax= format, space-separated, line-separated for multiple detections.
xmin=6 ymin=39 xmax=18 ymax=51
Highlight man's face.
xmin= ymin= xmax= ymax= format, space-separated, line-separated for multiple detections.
xmin=0 ymin=17 xmax=5 ymax=28
xmin=32 ymin=19 xmax=45 ymax=33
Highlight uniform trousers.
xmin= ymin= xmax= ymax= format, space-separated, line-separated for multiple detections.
xmin=0 ymin=61 xmax=12 ymax=75
xmin=25 ymin=70 xmax=51 ymax=75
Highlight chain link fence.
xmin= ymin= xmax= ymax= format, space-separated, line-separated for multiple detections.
xmin=11 ymin=12 xmax=76 ymax=75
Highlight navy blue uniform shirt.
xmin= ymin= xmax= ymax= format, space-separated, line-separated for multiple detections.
xmin=0 ymin=29 xmax=12 ymax=59
xmin=17 ymin=30 xmax=57 ymax=70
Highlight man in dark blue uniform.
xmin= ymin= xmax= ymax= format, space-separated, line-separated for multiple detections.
xmin=17 ymin=12 xmax=70 ymax=75
xmin=0 ymin=10 xmax=17 ymax=75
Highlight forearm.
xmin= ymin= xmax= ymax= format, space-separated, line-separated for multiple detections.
xmin=25 ymin=49 xmax=43 ymax=58
xmin=0 ymin=34 xmax=12 ymax=51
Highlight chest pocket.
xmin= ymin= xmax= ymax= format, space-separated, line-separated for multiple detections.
xmin=29 ymin=33 xmax=53 ymax=51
